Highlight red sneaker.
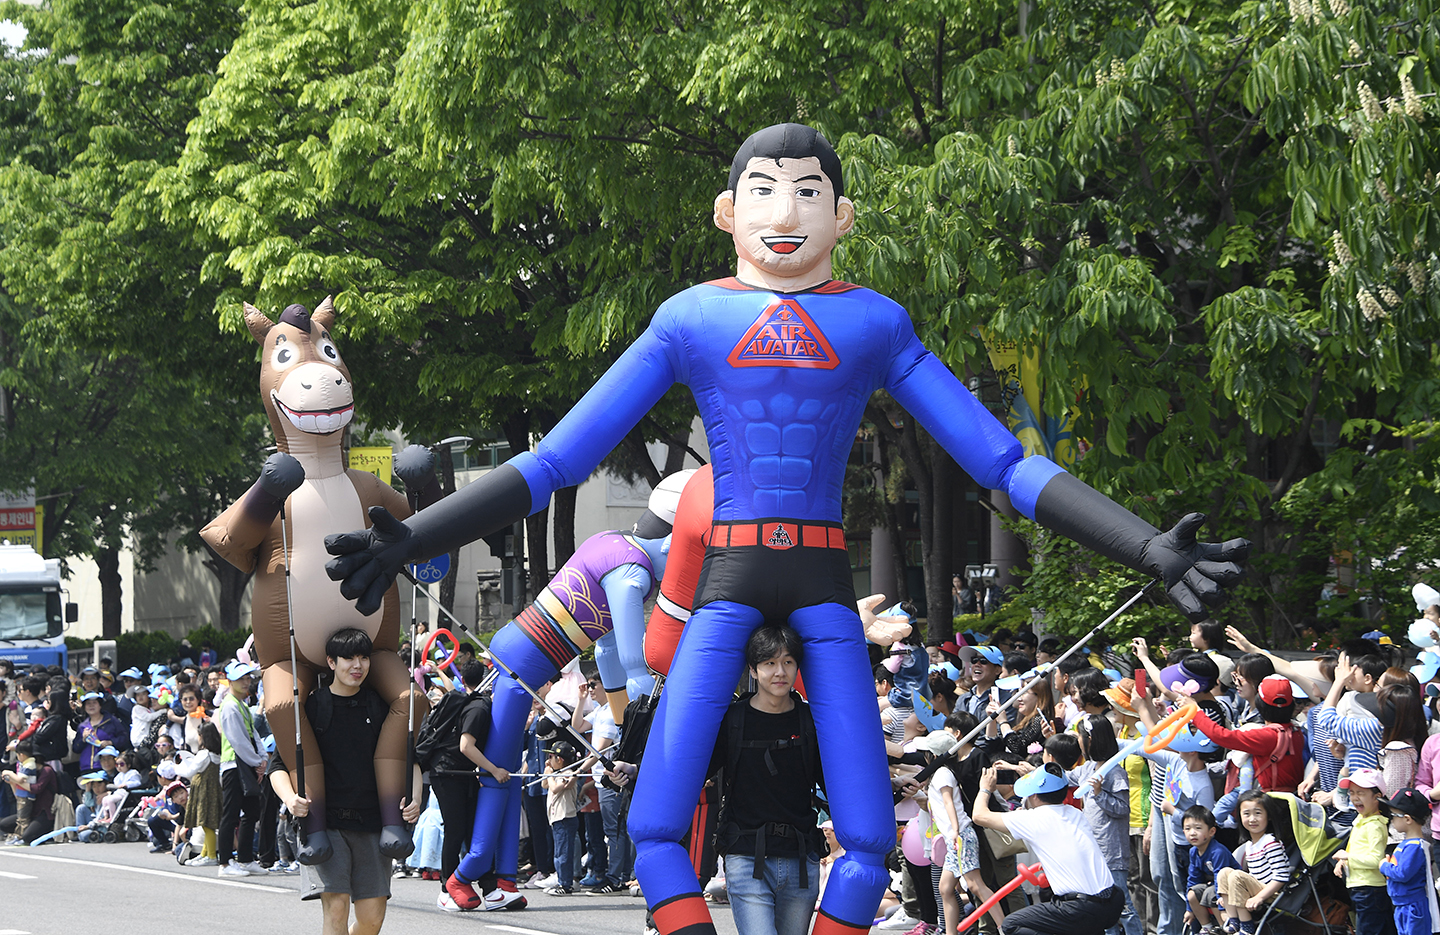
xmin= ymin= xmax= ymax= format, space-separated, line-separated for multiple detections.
xmin=445 ymin=874 xmax=483 ymax=911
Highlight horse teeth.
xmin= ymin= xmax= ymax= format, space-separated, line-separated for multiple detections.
xmin=299 ymin=413 xmax=318 ymax=432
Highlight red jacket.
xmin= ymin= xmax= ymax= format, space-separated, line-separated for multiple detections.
xmin=1190 ymin=709 xmax=1304 ymax=793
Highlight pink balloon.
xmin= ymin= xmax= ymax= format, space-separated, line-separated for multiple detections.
xmin=932 ymin=834 xmax=947 ymax=866
xmin=901 ymin=815 xmax=930 ymax=866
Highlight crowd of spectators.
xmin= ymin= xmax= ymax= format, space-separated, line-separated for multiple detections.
xmin=7 ymin=604 xmax=1440 ymax=935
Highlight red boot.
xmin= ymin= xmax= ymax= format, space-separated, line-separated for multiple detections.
xmin=445 ymin=874 xmax=483 ymax=911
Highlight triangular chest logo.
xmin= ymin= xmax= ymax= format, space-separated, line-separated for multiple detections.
xmin=726 ymin=299 xmax=840 ymax=370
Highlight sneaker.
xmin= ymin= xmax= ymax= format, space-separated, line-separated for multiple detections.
xmin=148 ymin=843 xmax=169 ymax=853
xmin=528 ymin=872 xmax=558 ymax=890
xmin=483 ymin=883 xmax=528 ymax=911
xmin=237 ymin=861 xmax=266 ymax=874
xmin=579 ymin=873 xmax=604 ymax=888
xmin=267 ymin=861 xmax=294 ymax=874
xmin=522 ymin=871 xmax=547 ymax=889
xmin=445 ymin=873 xmax=483 ymax=911
xmin=587 ymin=880 xmax=623 ymax=895
xmin=185 ymin=856 xmax=218 ymax=867
xmin=438 ymin=891 xmax=464 ymax=912
xmin=218 ymin=863 xmax=251 ymax=877
xmin=644 ymin=928 xmax=660 ymax=935
xmin=902 ymin=922 xmax=933 ymax=935
xmin=880 ymin=909 xmax=918 ymax=931
xmin=630 ymin=883 xmax=644 ymax=898
xmin=543 ymin=885 xmax=573 ymax=896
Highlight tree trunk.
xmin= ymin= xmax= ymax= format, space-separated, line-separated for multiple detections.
xmin=553 ymin=485 xmax=577 ymax=568
xmin=96 ymin=544 xmax=123 ymax=639
xmin=874 ymin=427 xmax=910 ymax=603
xmin=922 ymin=438 xmax=956 ymax=645
xmin=502 ymin=412 xmax=550 ymax=597
xmin=437 ymin=445 xmax=459 ymax=613
xmin=203 ymin=544 xmax=254 ymax=632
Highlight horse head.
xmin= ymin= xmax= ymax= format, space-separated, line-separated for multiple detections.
xmin=244 ymin=296 xmax=354 ymax=453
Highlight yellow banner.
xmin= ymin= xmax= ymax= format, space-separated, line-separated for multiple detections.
xmin=981 ymin=331 xmax=1080 ymax=470
xmin=348 ymin=447 xmax=393 ymax=485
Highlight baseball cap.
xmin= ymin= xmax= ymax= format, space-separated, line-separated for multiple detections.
xmin=78 ymin=691 xmax=105 ymax=703
xmin=97 ymin=745 xmax=120 ymax=757
xmin=959 ymin=645 xmax=1004 ymax=667
xmin=80 ymin=666 xmax=99 ymax=676
xmin=915 ymin=730 xmax=958 ymax=756
xmin=1014 ymin=764 xmax=1068 ymax=797
xmin=157 ymin=761 xmax=178 ymax=780
xmin=929 ymin=662 xmax=961 ymax=681
xmin=1362 ymin=629 xmax=1394 ymax=646
xmin=1257 ymin=674 xmax=1295 ymax=706
xmin=119 ymin=667 xmax=143 ymax=680
xmin=545 ymin=741 xmax=577 ymax=761
xmin=1338 ymin=768 xmax=1384 ymax=790
xmin=80 ymin=770 xmax=108 ymax=783
xmin=1387 ymin=789 xmax=1431 ymax=823
xmin=225 ymin=660 xmax=260 ymax=681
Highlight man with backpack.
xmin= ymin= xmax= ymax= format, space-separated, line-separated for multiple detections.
xmin=706 ymin=625 xmax=824 ymax=935
xmin=425 ymin=660 xmax=525 ymax=912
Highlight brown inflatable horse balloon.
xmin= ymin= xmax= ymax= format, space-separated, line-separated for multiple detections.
xmin=201 ymin=296 xmax=433 ymax=863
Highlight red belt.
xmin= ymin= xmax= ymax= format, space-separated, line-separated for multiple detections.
xmin=707 ymin=520 xmax=846 ymax=552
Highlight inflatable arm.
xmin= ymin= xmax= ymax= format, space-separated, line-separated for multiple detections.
xmin=886 ymin=337 xmax=1249 ymax=622
xmin=326 ymin=328 xmax=679 ymax=613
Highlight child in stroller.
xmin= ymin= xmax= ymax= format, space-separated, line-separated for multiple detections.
xmin=78 ymin=753 xmax=156 ymax=842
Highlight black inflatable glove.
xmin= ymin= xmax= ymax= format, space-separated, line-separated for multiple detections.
xmin=326 ymin=461 xmax=534 ymax=615
xmin=324 ymin=506 xmax=421 ymax=616
xmin=1139 ymin=512 xmax=1250 ymax=621
xmin=392 ymin=444 xmax=436 ymax=492
xmin=1033 ymin=472 xmax=1250 ymax=623
xmin=258 ymin=452 xmax=305 ymax=499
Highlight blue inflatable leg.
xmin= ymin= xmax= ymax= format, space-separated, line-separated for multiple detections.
xmin=630 ymin=600 xmax=760 ymax=935
xmin=788 ymin=602 xmax=894 ymax=935
xmin=455 ymin=624 xmax=558 ymax=884
xmin=496 ymin=767 xmax=522 ymax=881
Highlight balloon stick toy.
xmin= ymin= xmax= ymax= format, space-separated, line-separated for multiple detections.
xmin=1074 ymin=702 xmax=1197 ymax=798
xmin=956 ymin=864 xmax=1048 ymax=932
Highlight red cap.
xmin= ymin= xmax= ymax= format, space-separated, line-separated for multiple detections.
xmin=1258 ymin=675 xmax=1294 ymax=706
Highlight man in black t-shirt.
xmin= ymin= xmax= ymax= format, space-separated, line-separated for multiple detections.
xmin=708 ymin=625 xmax=825 ymax=935
xmin=270 ymin=629 xmax=420 ymax=935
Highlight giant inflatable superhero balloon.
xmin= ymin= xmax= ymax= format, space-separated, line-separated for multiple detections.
xmin=325 ymin=125 xmax=1250 ymax=935
xmin=202 ymin=297 xmax=433 ymax=864
xmin=441 ymin=482 xmax=678 ymax=905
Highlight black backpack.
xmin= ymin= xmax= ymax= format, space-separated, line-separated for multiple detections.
xmin=413 ymin=690 xmax=484 ymax=772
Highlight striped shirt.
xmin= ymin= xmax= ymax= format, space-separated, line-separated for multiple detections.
xmin=1240 ymin=833 xmax=1292 ymax=884
xmin=1313 ymin=705 xmax=1382 ymax=771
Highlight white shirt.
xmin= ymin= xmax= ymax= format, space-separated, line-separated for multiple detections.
xmin=587 ymin=704 xmax=620 ymax=782
xmin=929 ymin=765 xmax=970 ymax=839
xmin=1002 ymin=804 xmax=1114 ymax=896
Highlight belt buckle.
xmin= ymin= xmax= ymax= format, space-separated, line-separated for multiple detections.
xmin=762 ymin=522 xmax=796 ymax=550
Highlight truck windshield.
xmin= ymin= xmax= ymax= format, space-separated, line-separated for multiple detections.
xmin=0 ymin=590 xmax=59 ymax=640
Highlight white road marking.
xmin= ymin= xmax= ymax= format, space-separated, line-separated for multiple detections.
xmin=0 ymin=928 xmax=33 ymax=934
xmin=487 ymin=924 xmax=571 ymax=935
xmin=0 ymin=849 xmax=292 ymax=892
xmin=0 ymin=870 xmax=37 ymax=879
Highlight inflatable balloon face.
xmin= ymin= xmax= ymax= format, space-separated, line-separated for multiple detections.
xmin=201 ymin=296 xmax=428 ymax=864
xmin=246 ymin=299 xmax=355 ymax=443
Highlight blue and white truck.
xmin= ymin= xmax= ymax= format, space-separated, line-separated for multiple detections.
xmin=0 ymin=543 xmax=76 ymax=670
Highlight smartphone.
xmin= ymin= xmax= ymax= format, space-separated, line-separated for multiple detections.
xmin=1135 ymin=668 xmax=1147 ymax=699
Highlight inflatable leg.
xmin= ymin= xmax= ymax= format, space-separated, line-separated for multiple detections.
xmin=788 ymin=602 xmax=894 ymax=935
xmin=496 ymin=769 xmax=523 ymax=882
xmin=630 ymin=600 xmax=760 ymax=935
xmin=369 ymin=648 xmax=428 ymax=859
xmin=455 ymin=624 xmax=559 ymax=884
xmin=612 ymin=600 xmax=657 ymax=698
xmin=261 ymin=661 xmax=330 ymax=864
xmin=596 ymin=631 xmax=636 ymax=722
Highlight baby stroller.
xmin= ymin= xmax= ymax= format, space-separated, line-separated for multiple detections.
xmin=1255 ymin=794 xmax=1348 ymax=935
xmin=86 ymin=786 xmax=160 ymax=843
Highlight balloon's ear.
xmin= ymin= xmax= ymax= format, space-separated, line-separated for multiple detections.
xmin=714 ymin=191 xmax=736 ymax=233
xmin=243 ymin=303 xmax=273 ymax=345
xmin=836 ymin=196 xmax=856 ymax=237
xmin=312 ymin=295 xmax=336 ymax=332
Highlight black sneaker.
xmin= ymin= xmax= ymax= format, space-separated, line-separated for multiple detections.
xmin=586 ymin=880 xmax=623 ymax=895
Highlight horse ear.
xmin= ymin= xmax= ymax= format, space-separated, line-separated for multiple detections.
xmin=312 ymin=295 xmax=336 ymax=331
xmin=243 ymin=303 xmax=273 ymax=345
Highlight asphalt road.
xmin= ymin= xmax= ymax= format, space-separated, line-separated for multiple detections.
xmin=0 ymin=842 xmax=744 ymax=935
